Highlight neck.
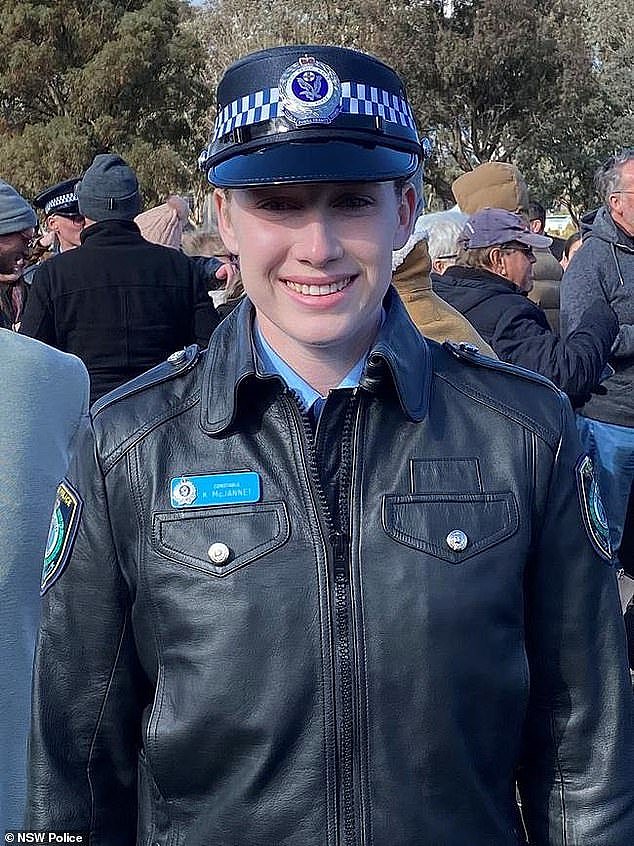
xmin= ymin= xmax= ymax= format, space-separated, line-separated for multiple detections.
xmin=256 ymin=312 xmax=381 ymax=396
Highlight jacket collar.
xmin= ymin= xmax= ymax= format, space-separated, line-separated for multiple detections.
xmin=79 ymin=218 xmax=142 ymax=246
xmin=200 ymin=286 xmax=431 ymax=434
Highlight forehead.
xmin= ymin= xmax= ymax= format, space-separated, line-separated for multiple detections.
xmin=618 ymin=160 xmax=634 ymax=184
xmin=233 ymin=181 xmax=397 ymax=201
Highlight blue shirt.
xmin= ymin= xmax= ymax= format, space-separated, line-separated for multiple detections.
xmin=253 ymin=322 xmax=368 ymax=420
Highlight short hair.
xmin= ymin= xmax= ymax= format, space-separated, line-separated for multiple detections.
xmin=594 ymin=149 xmax=634 ymax=205
xmin=528 ymin=201 xmax=546 ymax=227
xmin=456 ymin=244 xmax=497 ymax=269
xmin=419 ymin=209 xmax=468 ymax=261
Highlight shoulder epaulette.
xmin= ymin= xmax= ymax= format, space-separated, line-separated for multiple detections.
xmin=91 ymin=344 xmax=201 ymax=418
xmin=442 ymin=341 xmax=564 ymax=396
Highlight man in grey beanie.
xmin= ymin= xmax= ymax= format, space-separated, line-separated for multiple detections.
xmin=0 ymin=180 xmax=38 ymax=330
xmin=20 ymin=153 xmax=219 ymax=403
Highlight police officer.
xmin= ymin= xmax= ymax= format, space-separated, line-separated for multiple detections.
xmin=32 ymin=177 xmax=84 ymax=254
xmin=28 ymin=46 xmax=634 ymax=845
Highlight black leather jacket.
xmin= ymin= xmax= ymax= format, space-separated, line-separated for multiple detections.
xmin=28 ymin=290 xmax=634 ymax=845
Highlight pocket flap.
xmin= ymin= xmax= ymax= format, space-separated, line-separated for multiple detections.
xmin=382 ymin=492 xmax=519 ymax=563
xmin=151 ymin=501 xmax=290 ymax=577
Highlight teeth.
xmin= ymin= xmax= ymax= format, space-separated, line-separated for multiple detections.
xmin=284 ymin=277 xmax=352 ymax=296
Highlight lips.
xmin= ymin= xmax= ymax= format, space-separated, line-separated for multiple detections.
xmin=282 ymin=276 xmax=354 ymax=296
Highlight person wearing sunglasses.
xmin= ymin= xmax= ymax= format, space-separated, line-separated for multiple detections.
xmin=433 ymin=207 xmax=618 ymax=407
xmin=32 ymin=177 xmax=85 ymax=254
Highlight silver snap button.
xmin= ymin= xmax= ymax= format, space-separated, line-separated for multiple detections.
xmin=208 ymin=542 xmax=230 ymax=564
xmin=446 ymin=530 xmax=468 ymax=552
xmin=167 ymin=349 xmax=186 ymax=365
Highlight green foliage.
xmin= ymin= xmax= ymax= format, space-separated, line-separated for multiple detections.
xmin=0 ymin=0 xmax=208 ymax=205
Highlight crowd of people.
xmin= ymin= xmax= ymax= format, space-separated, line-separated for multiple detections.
xmin=1 ymin=41 xmax=633 ymax=844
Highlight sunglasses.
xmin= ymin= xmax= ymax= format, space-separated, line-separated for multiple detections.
xmin=502 ymin=244 xmax=534 ymax=257
xmin=50 ymin=213 xmax=85 ymax=225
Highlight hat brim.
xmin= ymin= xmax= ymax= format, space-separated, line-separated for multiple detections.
xmin=208 ymin=140 xmax=419 ymax=187
xmin=515 ymin=231 xmax=552 ymax=249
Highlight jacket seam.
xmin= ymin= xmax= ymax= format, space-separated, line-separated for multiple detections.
xmin=550 ymin=709 xmax=568 ymax=846
xmin=435 ymin=371 xmax=559 ymax=449
xmin=129 ymin=446 xmax=169 ymax=806
xmin=100 ymin=390 xmax=201 ymax=473
xmin=87 ymin=613 xmax=132 ymax=833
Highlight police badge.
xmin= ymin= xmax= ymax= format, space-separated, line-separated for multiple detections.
xmin=576 ymin=455 xmax=612 ymax=562
xmin=279 ymin=56 xmax=342 ymax=126
xmin=171 ymin=477 xmax=198 ymax=508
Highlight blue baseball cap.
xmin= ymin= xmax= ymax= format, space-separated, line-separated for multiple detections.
xmin=460 ymin=208 xmax=552 ymax=249
xmin=199 ymin=45 xmax=422 ymax=187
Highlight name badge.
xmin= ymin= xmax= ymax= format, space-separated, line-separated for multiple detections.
xmin=170 ymin=472 xmax=261 ymax=508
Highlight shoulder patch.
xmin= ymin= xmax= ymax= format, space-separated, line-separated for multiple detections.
xmin=576 ymin=455 xmax=612 ymax=562
xmin=41 ymin=480 xmax=83 ymax=595
xmin=92 ymin=344 xmax=201 ymax=417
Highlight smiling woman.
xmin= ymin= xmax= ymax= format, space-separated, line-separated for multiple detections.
xmin=27 ymin=44 xmax=634 ymax=846
xmin=214 ymin=181 xmax=414 ymax=393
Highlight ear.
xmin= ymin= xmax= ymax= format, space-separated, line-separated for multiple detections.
xmin=488 ymin=247 xmax=505 ymax=274
xmin=213 ymin=189 xmax=239 ymax=256
xmin=392 ymin=183 xmax=417 ymax=250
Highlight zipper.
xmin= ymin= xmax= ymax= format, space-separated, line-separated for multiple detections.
xmin=284 ymin=389 xmax=360 ymax=846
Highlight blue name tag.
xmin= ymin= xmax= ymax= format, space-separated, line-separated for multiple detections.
xmin=170 ymin=472 xmax=261 ymax=508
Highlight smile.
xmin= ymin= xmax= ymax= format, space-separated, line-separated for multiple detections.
xmin=282 ymin=277 xmax=353 ymax=296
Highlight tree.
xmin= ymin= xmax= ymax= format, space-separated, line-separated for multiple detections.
xmin=0 ymin=0 xmax=209 ymax=205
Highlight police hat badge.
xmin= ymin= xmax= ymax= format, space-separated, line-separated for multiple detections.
xmin=279 ymin=56 xmax=342 ymax=126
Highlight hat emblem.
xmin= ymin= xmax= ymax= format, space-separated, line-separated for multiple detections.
xmin=279 ymin=56 xmax=342 ymax=126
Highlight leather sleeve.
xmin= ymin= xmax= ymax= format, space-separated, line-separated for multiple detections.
xmin=518 ymin=399 xmax=634 ymax=845
xmin=26 ymin=420 xmax=144 ymax=842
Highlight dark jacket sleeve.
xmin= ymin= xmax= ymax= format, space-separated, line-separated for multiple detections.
xmin=190 ymin=259 xmax=220 ymax=348
xmin=19 ymin=264 xmax=56 ymax=344
xmin=518 ymin=399 xmax=634 ymax=845
xmin=27 ymin=421 xmax=144 ymax=840
xmin=491 ymin=298 xmax=617 ymax=405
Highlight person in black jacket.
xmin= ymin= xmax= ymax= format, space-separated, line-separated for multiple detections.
xmin=433 ymin=207 xmax=617 ymax=406
xmin=20 ymin=154 xmax=219 ymax=403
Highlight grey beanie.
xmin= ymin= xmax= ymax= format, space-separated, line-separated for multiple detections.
xmin=76 ymin=154 xmax=142 ymax=221
xmin=0 ymin=179 xmax=37 ymax=235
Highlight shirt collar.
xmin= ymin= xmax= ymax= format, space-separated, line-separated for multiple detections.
xmin=252 ymin=315 xmax=383 ymax=413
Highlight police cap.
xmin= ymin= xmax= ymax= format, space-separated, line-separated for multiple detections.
xmin=199 ymin=45 xmax=421 ymax=187
xmin=33 ymin=178 xmax=81 ymax=217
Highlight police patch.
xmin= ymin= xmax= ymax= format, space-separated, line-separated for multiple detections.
xmin=41 ymin=480 xmax=83 ymax=595
xmin=576 ymin=455 xmax=612 ymax=562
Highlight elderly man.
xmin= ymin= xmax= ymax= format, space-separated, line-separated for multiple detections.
xmin=0 ymin=180 xmax=38 ymax=330
xmin=560 ymin=149 xmax=634 ymax=564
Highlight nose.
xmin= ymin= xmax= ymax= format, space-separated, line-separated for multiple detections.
xmin=293 ymin=212 xmax=344 ymax=266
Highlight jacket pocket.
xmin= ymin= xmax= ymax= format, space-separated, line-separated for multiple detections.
xmin=382 ymin=492 xmax=519 ymax=564
xmin=151 ymin=501 xmax=290 ymax=577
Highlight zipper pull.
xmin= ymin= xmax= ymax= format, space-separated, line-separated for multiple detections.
xmin=330 ymin=530 xmax=348 ymax=577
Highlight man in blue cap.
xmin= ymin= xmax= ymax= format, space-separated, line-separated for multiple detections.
xmin=28 ymin=46 xmax=634 ymax=845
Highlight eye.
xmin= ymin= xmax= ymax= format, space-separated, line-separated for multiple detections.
xmin=334 ymin=194 xmax=374 ymax=210
xmin=254 ymin=196 xmax=299 ymax=212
